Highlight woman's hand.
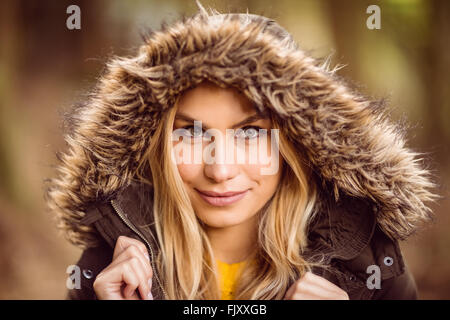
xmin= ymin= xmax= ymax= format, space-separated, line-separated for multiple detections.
xmin=283 ymin=271 xmax=349 ymax=300
xmin=93 ymin=236 xmax=154 ymax=300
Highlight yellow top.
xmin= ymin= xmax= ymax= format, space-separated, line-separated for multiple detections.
xmin=216 ymin=259 xmax=247 ymax=300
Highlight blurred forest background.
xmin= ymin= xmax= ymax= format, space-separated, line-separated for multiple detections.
xmin=0 ymin=0 xmax=449 ymax=299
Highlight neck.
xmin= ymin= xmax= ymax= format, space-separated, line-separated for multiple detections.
xmin=205 ymin=215 xmax=258 ymax=264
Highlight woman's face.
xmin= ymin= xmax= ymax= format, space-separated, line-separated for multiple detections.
xmin=172 ymin=81 xmax=283 ymax=230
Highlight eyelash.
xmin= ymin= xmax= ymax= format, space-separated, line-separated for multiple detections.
xmin=180 ymin=125 xmax=264 ymax=140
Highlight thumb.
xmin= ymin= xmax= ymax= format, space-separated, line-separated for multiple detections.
xmin=283 ymin=281 xmax=296 ymax=300
xmin=147 ymin=278 xmax=154 ymax=300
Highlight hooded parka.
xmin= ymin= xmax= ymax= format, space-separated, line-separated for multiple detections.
xmin=46 ymin=5 xmax=436 ymax=300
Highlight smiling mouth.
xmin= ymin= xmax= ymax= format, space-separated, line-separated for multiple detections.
xmin=195 ymin=189 xmax=249 ymax=207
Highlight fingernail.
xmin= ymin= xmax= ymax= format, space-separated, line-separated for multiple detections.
xmin=144 ymin=253 xmax=150 ymax=260
xmin=147 ymin=292 xmax=153 ymax=300
xmin=148 ymin=278 xmax=152 ymax=288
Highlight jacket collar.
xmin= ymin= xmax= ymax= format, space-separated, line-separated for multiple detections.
xmin=323 ymin=196 xmax=377 ymax=261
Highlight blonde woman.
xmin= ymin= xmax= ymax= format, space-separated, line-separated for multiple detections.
xmin=46 ymin=4 xmax=437 ymax=300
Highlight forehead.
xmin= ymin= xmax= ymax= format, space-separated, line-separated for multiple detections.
xmin=176 ymin=81 xmax=257 ymax=117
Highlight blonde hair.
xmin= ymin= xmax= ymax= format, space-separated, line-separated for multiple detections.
xmin=139 ymin=94 xmax=320 ymax=299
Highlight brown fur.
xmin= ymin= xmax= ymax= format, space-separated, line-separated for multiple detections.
xmin=45 ymin=7 xmax=438 ymax=249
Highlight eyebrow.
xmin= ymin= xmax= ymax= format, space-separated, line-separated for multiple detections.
xmin=174 ymin=112 xmax=269 ymax=129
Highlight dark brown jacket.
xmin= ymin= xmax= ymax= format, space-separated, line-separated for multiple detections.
xmin=45 ymin=8 xmax=435 ymax=300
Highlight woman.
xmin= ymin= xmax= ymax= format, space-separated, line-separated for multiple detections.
xmin=46 ymin=4 xmax=437 ymax=300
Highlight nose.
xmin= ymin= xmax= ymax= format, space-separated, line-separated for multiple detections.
xmin=204 ymin=162 xmax=239 ymax=183
xmin=202 ymin=130 xmax=241 ymax=183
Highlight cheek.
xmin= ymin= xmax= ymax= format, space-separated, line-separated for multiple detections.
xmin=241 ymin=158 xmax=282 ymax=193
xmin=177 ymin=163 xmax=203 ymax=184
xmin=173 ymin=140 xmax=203 ymax=184
xmin=242 ymin=140 xmax=283 ymax=177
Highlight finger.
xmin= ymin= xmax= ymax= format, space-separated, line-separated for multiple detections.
xmin=122 ymin=269 xmax=141 ymax=299
xmin=101 ymin=255 xmax=151 ymax=299
xmin=291 ymin=292 xmax=324 ymax=300
xmin=95 ymin=261 xmax=142 ymax=300
xmin=294 ymin=278 xmax=340 ymax=300
xmin=110 ymin=245 xmax=153 ymax=279
xmin=284 ymin=271 xmax=329 ymax=300
xmin=121 ymin=257 xmax=151 ymax=299
xmin=302 ymin=272 xmax=345 ymax=294
xmin=283 ymin=282 xmax=296 ymax=300
xmin=113 ymin=236 xmax=149 ymax=261
xmin=148 ymin=278 xmax=154 ymax=300
xmin=292 ymin=290 xmax=348 ymax=300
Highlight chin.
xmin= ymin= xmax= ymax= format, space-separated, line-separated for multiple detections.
xmin=196 ymin=210 xmax=250 ymax=229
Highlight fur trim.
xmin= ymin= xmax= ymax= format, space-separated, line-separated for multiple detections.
xmin=45 ymin=8 xmax=437 ymax=249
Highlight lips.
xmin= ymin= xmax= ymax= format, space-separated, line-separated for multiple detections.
xmin=195 ymin=189 xmax=249 ymax=207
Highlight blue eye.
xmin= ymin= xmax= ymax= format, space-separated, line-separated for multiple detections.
xmin=190 ymin=126 xmax=203 ymax=137
xmin=180 ymin=125 xmax=207 ymax=138
xmin=178 ymin=125 xmax=265 ymax=140
xmin=235 ymin=126 xmax=264 ymax=140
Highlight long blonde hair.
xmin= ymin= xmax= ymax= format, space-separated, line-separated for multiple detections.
xmin=137 ymin=95 xmax=320 ymax=299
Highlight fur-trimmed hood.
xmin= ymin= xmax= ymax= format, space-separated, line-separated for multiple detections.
xmin=46 ymin=5 xmax=437 ymax=249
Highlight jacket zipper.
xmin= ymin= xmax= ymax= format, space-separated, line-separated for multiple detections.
xmin=110 ymin=199 xmax=167 ymax=299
